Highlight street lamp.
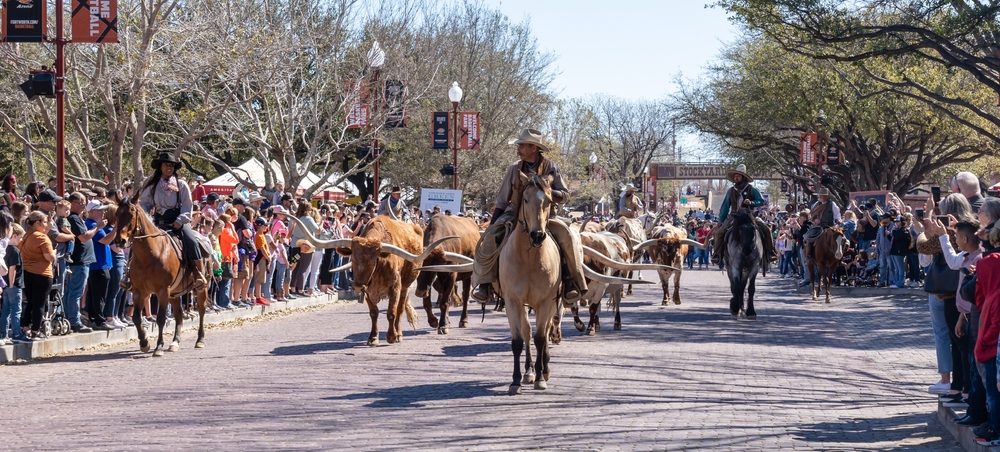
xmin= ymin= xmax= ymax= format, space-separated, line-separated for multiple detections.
xmin=448 ymin=81 xmax=463 ymax=190
xmin=643 ymin=166 xmax=650 ymax=213
xmin=368 ymin=41 xmax=386 ymax=198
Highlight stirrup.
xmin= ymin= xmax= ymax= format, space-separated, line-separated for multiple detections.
xmin=471 ymin=284 xmax=492 ymax=303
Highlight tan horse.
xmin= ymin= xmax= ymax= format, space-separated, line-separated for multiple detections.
xmin=806 ymin=227 xmax=846 ymax=304
xmin=115 ymin=197 xmax=210 ymax=356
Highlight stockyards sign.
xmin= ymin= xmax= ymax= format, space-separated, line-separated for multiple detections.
xmin=652 ymin=163 xmax=781 ymax=181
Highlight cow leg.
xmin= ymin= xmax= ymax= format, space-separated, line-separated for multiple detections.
xmin=549 ymin=309 xmax=562 ymax=345
xmin=587 ymin=301 xmax=600 ymax=335
xmin=534 ymin=300 xmax=557 ymax=387
xmin=626 ymin=270 xmax=634 ymax=296
xmin=505 ymin=299 xmax=524 ymax=395
xmin=572 ymin=305 xmax=585 ymax=332
xmin=365 ymin=293 xmax=380 ymax=346
xmin=672 ymin=270 xmax=682 ymax=305
xmin=422 ymin=295 xmax=438 ymax=329
xmin=660 ymin=274 xmax=670 ymax=306
xmin=437 ymin=275 xmax=454 ymax=335
xmin=458 ymin=275 xmax=471 ymax=328
xmin=612 ymin=288 xmax=622 ymax=331
xmin=746 ymin=275 xmax=757 ymax=320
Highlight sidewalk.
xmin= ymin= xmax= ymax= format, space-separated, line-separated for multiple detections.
xmin=938 ymin=402 xmax=997 ymax=452
xmin=0 ymin=293 xmax=343 ymax=364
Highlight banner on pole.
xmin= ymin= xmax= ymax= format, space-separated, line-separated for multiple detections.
xmin=458 ymin=112 xmax=480 ymax=150
xmin=431 ymin=112 xmax=449 ymax=149
xmin=799 ymin=132 xmax=819 ymax=165
xmin=347 ymin=103 xmax=369 ymax=129
xmin=384 ymin=79 xmax=405 ymax=128
xmin=71 ymin=0 xmax=118 ymax=43
xmin=2 ymin=0 xmax=46 ymax=42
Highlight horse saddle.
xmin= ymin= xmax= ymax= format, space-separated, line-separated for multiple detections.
xmin=163 ymin=230 xmax=213 ymax=260
xmin=804 ymin=226 xmax=824 ymax=243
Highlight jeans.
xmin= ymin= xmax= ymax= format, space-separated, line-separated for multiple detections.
xmin=965 ymin=310 xmax=987 ymax=420
xmin=878 ymin=253 xmax=891 ymax=286
xmin=106 ymin=254 xmax=124 ymax=319
xmin=697 ymin=249 xmax=708 ymax=267
xmin=262 ymin=259 xmax=276 ymax=300
xmin=86 ymin=268 xmax=110 ymax=326
xmin=906 ymin=252 xmax=922 ymax=283
xmin=977 ymin=358 xmax=1000 ymax=432
xmin=0 ymin=287 xmax=23 ymax=339
xmin=272 ymin=262 xmax=287 ymax=297
xmin=928 ymin=294 xmax=953 ymax=374
xmin=63 ymin=264 xmax=90 ymax=327
xmin=215 ymin=277 xmax=232 ymax=308
xmin=685 ymin=250 xmax=695 ymax=269
xmin=799 ymin=246 xmax=811 ymax=283
xmin=780 ymin=250 xmax=794 ymax=276
xmin=330 ymin=254 xmax=343 ymax=289
xmin=889 ymin=255 xmax=906 ymax=287
xmin=858 ymin=239 xmax=873 ymax=253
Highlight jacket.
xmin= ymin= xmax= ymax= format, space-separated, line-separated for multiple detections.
xmin=974 ymin=248 xmax=1000 ymax=363
xmin=718 ymin=183 xmax=763 ymax=223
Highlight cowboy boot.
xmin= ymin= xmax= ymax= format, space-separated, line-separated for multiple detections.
xmin=472 ymin=283 xmax=492 ymax=302
xmin=189 ymin=261 xmax=207 ymax=291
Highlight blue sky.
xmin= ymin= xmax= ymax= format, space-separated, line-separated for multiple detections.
xmin=491 ymin=0 xmax=739 ymax=100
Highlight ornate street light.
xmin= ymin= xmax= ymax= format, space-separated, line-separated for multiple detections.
xmin=448 ymin=81 xmax=463 ymax=189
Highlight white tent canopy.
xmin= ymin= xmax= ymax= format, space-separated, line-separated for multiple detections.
xmin=202 ymin=157 xmax=353 ymax=199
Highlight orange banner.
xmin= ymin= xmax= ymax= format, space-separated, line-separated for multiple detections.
xmin=71 ymin=0 xmax=117 ymax=43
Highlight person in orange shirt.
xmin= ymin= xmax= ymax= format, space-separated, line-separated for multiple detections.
xmin=217 ymin=213 xmax=239 ymax=309
xmin=20 ymin=212 xmax=56 ymax=339
xmin=251 ymin=218 xmax=271 ymax=305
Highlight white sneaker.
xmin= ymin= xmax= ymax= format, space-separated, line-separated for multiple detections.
xmin=929 ymin=382 xmax=954 ymax=394
xmin=112 ymin=318 xmax=128 ymax=329
xmin=1 ymin=337 xmax=12 ymax=345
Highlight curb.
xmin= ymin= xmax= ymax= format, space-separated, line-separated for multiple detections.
xmin=937 ymin=402 xmax=997 ymax=451
xmin=0 ymin=293 xmax=341 ymax=363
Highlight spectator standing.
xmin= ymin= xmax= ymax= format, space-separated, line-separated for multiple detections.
xmin=216 ymin=215 xmax=238 ymax=309
xmin=289 ymin=202 xmax=318 ymax=296
xmin=0 ymin=223 xmax=25 ymax=343
xmin=876 ymin=215 xmax=895 ymax=287
xmin=252 ymin=218 xmax=271 ymax=305
xmin=954 ymin=172 xmax=984 ymax=213
xmin=21 ymin=212 xmax=55 ymax=339
xmin=191 ymin=175 xmax=207 ymax=203
xmin=85 ymin=201 xmax=121 ymax=330
xmin=1 ymin=174 xmax=17 ymax=205
xmin=64 ymin=192 xmax=96 ymax=333
xmin=888 ymin=216 xmax=910 ymax=288
xmin=969 ymin=198 xmax=1000 ymax=445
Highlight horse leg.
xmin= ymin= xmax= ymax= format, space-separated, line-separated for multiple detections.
xmin=729 ymin=273 xmax=741 ymax=318
xmin=134 ymin=292 xmax=150 ymax=353
xmin=672 ymin=270 xmax=682 ymax=305
xmin=534 ymin=300 xmax=557 ymax=388
xmin=825 ymin=270 xmax=832 ymax=304
xmin=504 ymin=299 xmax=524 ymax=395
xmin=458 ymin=275 xmax=471 ymax=328
xmin=153 ymin=293 xmax=168 ymax=357
xmin=520 ymin=307 xmax=535 ymax=385
xmin=746 ymin=275 xmax=757 ymax=320
xmin=365 ymin=293 xmax=380 ymax=346
xmin=195 ymin=285 xmax=208 ymax=349
xmin=572 ymin=305 xmax=585 ymax=332
xmin=168 ymin=296 xmax=183 ymax=352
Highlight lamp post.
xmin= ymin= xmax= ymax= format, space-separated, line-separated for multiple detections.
xmin=448 ymin=81 xmax=463 ymax=190
xmin=368 ymin=41 xmax=386 ymax=198
xmin=642 ymin=166 xmax=650 ymax=213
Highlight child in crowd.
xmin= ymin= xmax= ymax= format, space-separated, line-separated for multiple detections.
xmin=0 ymin=223 xmax=25 ymax=343
xmin=54 ymin=199 xmax=73 ymax=263
xmin=252 ymin=218 xmax=271 ymax=305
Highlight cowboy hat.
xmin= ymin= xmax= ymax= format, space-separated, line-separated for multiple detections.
xmin=296 ymin=239 xmax=316 ymax=253
xmin=248 ymin=192 xmax=266 ymax=203
xmin=817 ymin=187 xmax=831 ymax=197
xmin=151 ymin=152 xmax=182 ymax=170
xmin=513 ymin=128 xmax=549 ymax=152
xmin=726 ymin=164 xmax=753 ymax=183
xmin=624 ymin=183 xmax=638 ymax=192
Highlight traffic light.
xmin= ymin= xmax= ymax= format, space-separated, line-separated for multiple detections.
xmin=19 ymin=71 xmax=56 ymax=100
xmin=440 ymin=164 xmax=455 ymax=176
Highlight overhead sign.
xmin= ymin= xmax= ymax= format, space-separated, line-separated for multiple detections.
xmin=419 ymin=188 xmax=462 ymax=214
xmin=458 ymin=112 xmax=480 ymax=150
xmin=800 ymin=132 xmax=819 ymax=165
xmin=651 ymin=163 xmax=781 ymax=181
xmin=431 ymin=112 xmax=449 ymax=149
xmin=2 ymin=0 xmax=46 ymax=42
xmin=71 ymin=0 xmax=118 ymax=43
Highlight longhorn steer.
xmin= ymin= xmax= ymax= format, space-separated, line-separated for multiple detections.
xmin=633 ymin=225 xmax=704 ymax=306
xmin=292 ymin=215 xmax=461 ymax=346
xmin=605 ymin=212 xmax=664 ymax=295
xmin=414 ymin=214 xmax=479 ymax=334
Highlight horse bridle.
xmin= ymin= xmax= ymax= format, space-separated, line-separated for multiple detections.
xmin=516 ymin=177 xmax=553 ymax=248
xmin=121 ymin=204 xmax=167 ymax=247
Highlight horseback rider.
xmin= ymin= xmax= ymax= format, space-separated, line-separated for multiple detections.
xmin=137 ymin=152 xmax=207 ymax=289
xmin=618 ymin=184 xmax=643 ymax=219
xmin=471 ymin=128 xmax=588 ymax=303
xmin=710 ymin=164 xmax=776 ymax=264
xmin=803 ymin=187 xmax=842 ymax=259
xmin=377 ymin=185 xmax=410 ymax=221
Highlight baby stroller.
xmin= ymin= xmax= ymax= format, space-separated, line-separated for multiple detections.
xmin=42 ymin=256 xmax=73 ymax=337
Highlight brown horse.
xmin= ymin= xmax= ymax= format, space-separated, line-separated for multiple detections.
xmin=805 ymin=227 xmax=845 ymax=304
xmin=115 ymin=197 xmax=211 ymax=356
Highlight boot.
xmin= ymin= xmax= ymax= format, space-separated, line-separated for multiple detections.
xmin=189 ymin=262 xmax=207 ymax=290
xmin=472 ymin=283 xmax=492 ymax=302
xmin=562 ymin=279 xmax=582 ymax=303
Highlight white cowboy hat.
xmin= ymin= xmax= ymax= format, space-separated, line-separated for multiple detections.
xmin=85 ymin=200 xmax=107 ymax=212
xmin=726 ymin=164 xmax=752 ymax=183
xmin=248 ymin=192 xmax=266 ymax=203
xmin=624 ymin=183 xmax=638 ymax=192
xmin=513 ymin=128 xmax=549 ymax=152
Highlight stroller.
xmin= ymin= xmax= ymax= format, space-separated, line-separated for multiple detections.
xmin=42 ymin=256 xmax=73 ymax=336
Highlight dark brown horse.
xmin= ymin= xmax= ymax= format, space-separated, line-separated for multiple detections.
xmin=806 ymin=227 xmax=845 ymax=304
xmin=115 ymin=197 xmax=211 ymax=356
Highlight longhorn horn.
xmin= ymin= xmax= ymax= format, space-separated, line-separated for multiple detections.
xmin=288 ymin=216 xmax=352 ymax=249
xmin=380 ymin=235 xmax=459 ymax=263
xmin=443 ymin=252 xmax=474 ymax=264
xmin=417 ymin=263 xmax=475 ymax=273
xmin=328 ymin=262 xmax=353 ymax=273
xmin=632 ymin=238 xmax=659 ymax=253
xmin=582 ymin=246 xmax=679 ymax=272
xmin=680 ymin=238 xmax=705 ymax=249
xmin=583 ymin=265 xmax=655 ymax=285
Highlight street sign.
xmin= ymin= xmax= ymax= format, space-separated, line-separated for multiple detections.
xmin=651 ymin=163 xmax=781 ymax=180
xmin=458 ymin=112 xmax=480 ymax=150
xmin=800 ymin=132 xmax=819 ymax=165
xmin=71 ymin=0 xmax=118 ymax=43
xmin=431 ymin=112 xmax=449 ymax=149
xmin=2 ymin=0 xmax=46 ymax=42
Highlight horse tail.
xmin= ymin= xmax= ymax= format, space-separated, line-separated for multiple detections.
xmin=405 ymin=301 xmax=418 ymax=331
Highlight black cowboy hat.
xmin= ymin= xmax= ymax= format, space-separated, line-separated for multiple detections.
xmin=151 ymin=152 xmax=182 ymax=170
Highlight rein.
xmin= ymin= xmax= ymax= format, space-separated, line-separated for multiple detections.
xmin=516 ymin=176 xmax=552 ymax=248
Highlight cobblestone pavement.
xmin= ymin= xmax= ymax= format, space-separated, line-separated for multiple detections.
xmin=3 ymin=270 xmax=959 ymax=451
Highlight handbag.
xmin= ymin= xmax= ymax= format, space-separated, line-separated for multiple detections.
xmin=924 ymin=253 xmax=959 ymax=295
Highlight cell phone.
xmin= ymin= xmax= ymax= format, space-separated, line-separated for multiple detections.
xmin=936 ymin=215 xmax=950 ymax=223
xmin=915 ymin=209 xmax=924 ymax=220
xmin=931 ymin=186 xmax=941 ymax=203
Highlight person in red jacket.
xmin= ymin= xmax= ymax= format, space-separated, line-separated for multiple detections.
xmin=972 ymin=198 xmax=1000 ymax=446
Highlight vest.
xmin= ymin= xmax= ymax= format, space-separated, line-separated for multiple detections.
xmin=813 ymin=201 xmax=835 ymax=227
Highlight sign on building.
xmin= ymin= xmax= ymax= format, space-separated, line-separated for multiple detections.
xmin=651 ymin=163 xmax=781 ymax=181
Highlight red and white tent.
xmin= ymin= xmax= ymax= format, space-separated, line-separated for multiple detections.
xmin=202 ymin=158 xmax=353 ymax=201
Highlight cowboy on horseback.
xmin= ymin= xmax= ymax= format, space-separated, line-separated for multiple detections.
xmin=710 ymin=164 xmax=776 ymax=265
xmin=803 ymin=187 xmax=842 ymax=260
xmin=471 ymin=128 xmax=588 ymax=304
xmin=136 ymin=152 xmax=207 ymax=289
xmin=618 ymin=184 xmax=643 ymax=219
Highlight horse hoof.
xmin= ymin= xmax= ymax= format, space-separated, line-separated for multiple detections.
xmin=367 ymin=338 xmax=379 ymax=347
xmin=508 ymin=385 xmax=522 ymax=396
xmin=167 ymin=344 xmax=179 ymax=352
xmin=459 ymin=320 xmax=469 ymax=328
xmin=673 ymin=299 xmax=681 ymax=305
xmin=661 ymin=300 xmax=669 ymax=306
xmin=586 ymin=328 xmax=596 ymax=336
xmin=437 ymin=327 xmax=448 ymax=335
xmin=747 ymin=315 xmax=757 ymax=320
xmin=140 ymin=342 xmax=150 ymax=353
xmin=574 ymin=321 xmax=585 ymax=332
xmin=522 ymin=373 xmax=535 ymax=385
xmin=613 ymin=323 xmax=621 ymax=331
xmin=194 ymin=341 xmax=206 ymax=349
xmin=534 ymin=380 xmax=548 ymax=390
xmin=152 ymin=349 xmax=164 ymax=357
xmin=427 ymin=318 xmax=439 ymax=329
xmin=825 ymin=300 xmax=830 ymax=304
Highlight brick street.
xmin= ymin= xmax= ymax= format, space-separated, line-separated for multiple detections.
xmin=2 ymin=270 xmax=959 ymax=451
